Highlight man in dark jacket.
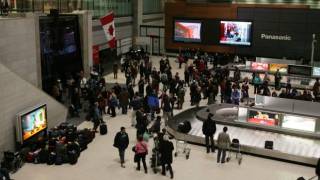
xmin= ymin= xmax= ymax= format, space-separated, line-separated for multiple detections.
xmin=159 ymin=136 xmax=174 ymax=179
xmin=136 ymin=108 xmax=147 ymax=137
xmin=202 ymin=113 xmax=216 ymax=153
xmin=113 ymin=127 xmax=129 ymax=168
xmin=316 ymin=158 xmax=320 ymax=180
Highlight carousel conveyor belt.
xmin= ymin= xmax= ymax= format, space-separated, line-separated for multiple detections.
xmin=167 ymin=106 xmax=320 ymax=166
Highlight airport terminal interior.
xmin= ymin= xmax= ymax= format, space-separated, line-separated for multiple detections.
xmin=1 ymin=0 xmax=320 ymax=180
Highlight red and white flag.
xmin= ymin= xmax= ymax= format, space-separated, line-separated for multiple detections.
xmin=100 ymin=12 xmax=116 ymax=49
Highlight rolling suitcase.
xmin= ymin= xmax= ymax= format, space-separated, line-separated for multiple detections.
xmin=264 ymin=141 xmax=273 ymax=150
xmin=100 ymin=122 xmax=108 ymax=135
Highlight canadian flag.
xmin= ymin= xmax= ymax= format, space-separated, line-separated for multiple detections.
xmin=100 ymin=12 xmax=116 ymax=49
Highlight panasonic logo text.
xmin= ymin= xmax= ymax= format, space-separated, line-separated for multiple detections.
xmin=261 ymin=34 xmax=292 ymax=41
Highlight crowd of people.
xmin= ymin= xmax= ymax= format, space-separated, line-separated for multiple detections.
xmin=44 ymin=46 xmax=320 ymax=179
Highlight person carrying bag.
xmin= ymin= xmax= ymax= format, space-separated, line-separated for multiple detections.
xmin=134 ymin=136 xmax=148 ymax=174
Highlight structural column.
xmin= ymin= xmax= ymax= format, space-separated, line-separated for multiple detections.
xmin=133 ymin=0 xmax=143 ymax=39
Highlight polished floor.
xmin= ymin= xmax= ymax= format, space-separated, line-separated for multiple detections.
xmin=12 ymin=56 xmax=317 ymax=180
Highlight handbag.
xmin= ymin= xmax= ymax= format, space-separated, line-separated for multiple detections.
xmin=134 ymin=154 xmax=139 ymax=163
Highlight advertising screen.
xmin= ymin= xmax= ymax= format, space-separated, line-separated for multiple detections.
xmin=312 ymin=67 xmax=320 ymax=77
xmin=269 ymin=64 xmax=288 ymax=74
xmin=174 ymin=20 xmax=202 ymax=43
xmin=248 ymin=110 xmax=280 ymax=126
xmin=219 ymin=21 xmax=252 ymax=46
xmin=282 ymin=115 xmax=316 ymax=132
xmin=288 ymin=65 xmax=312 ymax=76
xmin=21 ymin=105 xmax=47 ymax=141
xmin=61 ymin=28 xmax=77 ymax=55
xmin=251 ymin=62 xmax=269 ymax=71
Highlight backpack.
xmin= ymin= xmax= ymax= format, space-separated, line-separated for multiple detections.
xmin=110 ymin=96 xmax=118 ymax=107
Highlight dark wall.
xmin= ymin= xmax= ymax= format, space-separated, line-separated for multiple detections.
xmin=165 ymin=2 xmax=237 ymax=53
xmin=236 ymin=8 xmax=320 ymax=60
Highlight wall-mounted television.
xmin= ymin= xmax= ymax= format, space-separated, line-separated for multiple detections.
xmin=174 ymin=20 xmax=202 ymax=43
xmin=219 ymin=20 xmax=252 ymax=46
xmin=16 ymin=104 xmax=48 ymax=145
xmin=288 ymin=65 xmax=312 ymax=76
xmin=269 ymin=64 xmax=288 ymax=74
xmin=251 ymin=62 xmax=269 ymax=71
xmin=312 ymin=67 xmax=320 ymax=77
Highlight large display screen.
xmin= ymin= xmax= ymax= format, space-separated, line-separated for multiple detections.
xmin=251 ymin=62 xmax=269 ymax=71
xmin=174 ymin=20 xmax=202 ymax=43
xmin=61 ymin=28 xmax=77 ymax=55
xmin=248 ymin=110 xmax=280 ymax=126
xmin=312 ymin=67 xmax=320 ymax=77
xmin=288 ymin=65 xmax=312 ymax=76
xmin=269 ymin=64 xmax=288 ymax=74
xmin=21 ymin=105 xmax=47 ymax=141
xmin=219 ymin=21 xmax=252 ymax=46
xmin=282 ymin=115 xmax=316 ymax=132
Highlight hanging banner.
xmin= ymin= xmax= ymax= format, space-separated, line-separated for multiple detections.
xmin=92 ymin=45 xmax=100 ymax=65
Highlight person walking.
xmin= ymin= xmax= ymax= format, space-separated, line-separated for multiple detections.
xmin=202 ymin=113 xmax=216 ymax=153
xmin=113 ymin=127 xmax=129 ymax=168
xmin=217 ymin=126 xmax=231 ymax=163
xmin=159 ymin=135 xmax=174 ymax=179
xmin=135 ymin=136 xmax=148 ymax=174
xmin=113 ymin=63 xmax=119 ymax=79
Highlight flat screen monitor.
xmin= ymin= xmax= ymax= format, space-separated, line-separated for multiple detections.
xmin=269 ymin=64 xmax=288 ymax=74
xmin=174 ymin=20 xmax=202 ymax=43
xmin=219 ymin=21 xmax=252 ymax=46
xmin=282 ymin=115 xmax=316 ymax=132
xmin=251 ymin=62 xmax=269 ymax=71
xmin=17 ymin=105 xmax=48 ymax=143
xmin=288 ymin=65 xmax=312 ymax=76
xmin=247 ymin=110 xmax=280 ymax=126
xmin=312 ymin=67 xmax=320 ymax=77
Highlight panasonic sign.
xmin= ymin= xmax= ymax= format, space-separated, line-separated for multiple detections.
xmin=261 ymin=34 xmax=292 ymax=41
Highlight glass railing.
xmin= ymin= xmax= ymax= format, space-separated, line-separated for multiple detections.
xmin=0 ymin=0 xmax=133 ymax=17
xmin=143 ymin=0 xmax=163 ymax=14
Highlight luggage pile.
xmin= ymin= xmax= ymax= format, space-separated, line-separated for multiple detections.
xmin=21 ymin=122 xmax=96 ymax=166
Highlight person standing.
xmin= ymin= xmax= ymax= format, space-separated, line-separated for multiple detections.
xmin=217 ymin=126 xmax=231 ymax=163
xmin=316 ymin=158 xmax=320 ymax=180
xmin=130 ymin=93 xmax=141 ymax=127
xmin=92 ymin=102 xmax=102 ymax=132
xmin=202 ymin=113 xmax=216 ymax=153
xmin=113 ymin=127 xmax=129 ymax=168
xmin=313 ymin=78 xmax=320 ymax=102
xmin=162 ymin=93 xmax=172 ymax=126
xmin=274 ymin=69 xmax=282 ymax=90
xmin=118 ymin=88 xmax=129 ymax=114
xmin=231 ymin=85 xmax=241 ymax=105
xmin=135 ymin=136 xmax=148 ymax=174
xmin=159 ymin=135 xmax=174 ymax=179
xmin=113 ymin=63 xmax=119 ymax=79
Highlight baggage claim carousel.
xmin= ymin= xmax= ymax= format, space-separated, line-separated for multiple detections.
xmin=167 ymin=103 xmax=320 ymax=166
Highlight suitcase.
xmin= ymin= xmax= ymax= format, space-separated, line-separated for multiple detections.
xmin=100 ymin=123 xmax=108 ymax=135
xmin=178 ymin=121 xmax=192 ymax=134
xmin=264 ymin=141 xmax=273 ymax=150
xmin=68 ymin=150 xmax=78 ymax=165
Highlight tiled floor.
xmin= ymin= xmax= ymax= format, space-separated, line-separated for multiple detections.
xmin=12 ymin=56 xmax=317 ymax=180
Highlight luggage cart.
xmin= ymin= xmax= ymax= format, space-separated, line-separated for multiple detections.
xmin=150 ymin=136 xmax=162 ymax=173
xmin=226 ymin=138 xmax=242 ymax=165
xmin=174 ymin=134 xmax=191 ymax=159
